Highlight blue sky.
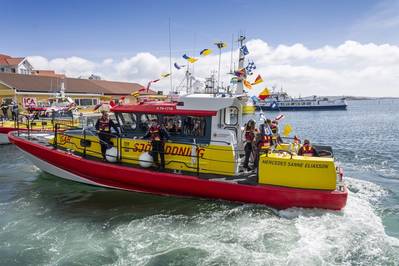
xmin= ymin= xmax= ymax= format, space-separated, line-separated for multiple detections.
xmin=2 ymin=0 xmax=396 ymax=59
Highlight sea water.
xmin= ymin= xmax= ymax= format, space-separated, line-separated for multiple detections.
xmin=0 ymin=99 xmax=398 ymax=265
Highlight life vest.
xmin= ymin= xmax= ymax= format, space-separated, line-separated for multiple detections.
xmin=244 ymin=130 xmax=255 ymax=143
xmin=302 ymin=145 xmax=315 ymax=157
xmin=149 ymin=125 xmax=161 ymax=141
xmin=99 ymin=118 xmax=110 ymax=132
xmin=259 ymin=135 xmax=272 ymax=149
xmin=270 ymin=124 xmax=278 ymax=134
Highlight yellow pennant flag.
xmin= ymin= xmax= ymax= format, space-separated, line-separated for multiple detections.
xmin=243 ymin=79 xmax=252 ymax=89
xmin=259 ymin=88 xmax=270 ymax=100
xmin=161 ymin=73 xmax=171 ymax=78
xmin=283 ymin=124 xmax=293 ymax=137
xmin=251 ymin=74 xmax=264 ymax=85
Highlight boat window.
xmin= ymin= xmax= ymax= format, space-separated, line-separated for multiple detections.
xmin=182 ymin=116 xmax=207 ymax=137
xmin=162 ymin=115 xmax=182 ymax=135
xmin=139 ymin=114 xmax=158 ymax=132
xmin=224 ymin=106 xmax=239 ymax=126
xmin=119 ymin=113 xmax=137 ymax=131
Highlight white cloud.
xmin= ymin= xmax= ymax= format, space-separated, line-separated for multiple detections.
xmin=28 ymin=39 xmax=399 ymax=97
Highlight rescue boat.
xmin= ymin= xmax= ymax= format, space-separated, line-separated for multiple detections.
xmin=7 ymin=35 xmax=348 ymax=210
xmin=8 ymin=93 xmax=347 ymax=210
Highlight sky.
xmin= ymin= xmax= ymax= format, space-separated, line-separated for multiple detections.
xmin=2 ymin=0 xmax=399 ymax=97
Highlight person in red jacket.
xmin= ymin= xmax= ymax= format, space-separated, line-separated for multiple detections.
xmin=298 ymin=139 xmax=319 ymax=157
xmin=95 ymin=111 xmax=119 ymax=160
xmin=243 ymin=119 xmax=257 ymax=171
xmin=143 ymin=118 xmax=170 ymax=170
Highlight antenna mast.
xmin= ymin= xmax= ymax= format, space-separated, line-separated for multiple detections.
xmin=236 ymin=35 xmax=246 ymax=94
xmin=168 ymin=18 xmax=173 ymax=92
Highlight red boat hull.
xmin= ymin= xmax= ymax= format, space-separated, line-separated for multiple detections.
xmin=8 ymin=132 xmax=348 ymax=210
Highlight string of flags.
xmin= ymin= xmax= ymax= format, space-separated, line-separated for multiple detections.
xmin=150 ymin=40 xmax=271 ymax=101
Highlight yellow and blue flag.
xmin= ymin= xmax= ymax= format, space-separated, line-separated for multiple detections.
xmin=182 ymin=54 xmax=198 ymax=63
xmin=200 ymin=49 xmax=212 ymax=56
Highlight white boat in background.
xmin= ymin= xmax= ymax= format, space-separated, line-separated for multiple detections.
xmin=253 ymin=89 xmax=347 ymax=111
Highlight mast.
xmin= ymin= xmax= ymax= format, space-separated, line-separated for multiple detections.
xmin=215 ymin=41 xmax=224 ymax=91
xmin=168 ymin=18 xmax=173 ymax=92
xmin=236 ymin=35 xmax=246 ymax=94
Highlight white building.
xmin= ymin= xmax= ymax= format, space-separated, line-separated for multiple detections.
xmin=0 ymin=54 xmax=33 ymax=74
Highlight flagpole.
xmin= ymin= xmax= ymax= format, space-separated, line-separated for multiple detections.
xmin=168 ymin=17 xmax=173 ymax=92
xmin=215 ymin=41 xmax=224 ymax=92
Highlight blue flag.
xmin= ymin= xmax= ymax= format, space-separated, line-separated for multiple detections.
xmin=240 ymin=45 xmax=249 ymax=55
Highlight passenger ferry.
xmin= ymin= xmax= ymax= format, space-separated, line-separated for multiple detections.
xmin=254 ymin=89 xmax=347 ymax=111
xmin=7 ymin=36 xmax=348 ymax=210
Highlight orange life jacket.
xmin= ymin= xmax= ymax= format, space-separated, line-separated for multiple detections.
xmin=149 ymin=125 xmax=161 ymax=141
xmin=259 ymin=135 xmax=272 ymax=149
xmin=302 ymin=145 xmax=315 ymax=157
xmin=99 ymin=118 xmax=110 ymax=132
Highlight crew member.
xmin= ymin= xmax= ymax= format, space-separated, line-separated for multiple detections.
xmin=243 ymin=119 xmax=257 ymax=171
xmin=143 ymin=118 xmax=170 ymax=170
xmin=11 ymin=101 xmax=19 ymax=121
xmin=254 ymin=119 xmax=273 ymax=167
xmin=298 ymin=139 xmax=319 ymax=157
xmin=1 ymin=100 xmax=9 ymax=120
xmin=290 ymin=135 xmax=301 ymax=153
xmin=95 ymin=110 xmax=119 ymax=160
xmin=268 ymin=119 xmax=283 ymax=144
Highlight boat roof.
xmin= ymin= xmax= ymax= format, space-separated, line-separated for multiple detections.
xmin=111 ymin=101 xmax=217 ymax=116
xmin=112 ymin=93 xmax=246 ymax=116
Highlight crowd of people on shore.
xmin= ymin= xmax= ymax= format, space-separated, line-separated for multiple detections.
xmin=1 ymin=100 xmax=19 ymax=121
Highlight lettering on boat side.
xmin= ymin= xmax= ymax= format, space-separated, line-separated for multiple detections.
xmin=130 ymin=143 xmax=205 ymax=158
xmin=156 ymin=106 xmax=174 ymax=111
xmin=262 ymin=160 xmax=329 ymax=169
xmin=59 ymin=135 xmax=71 ymax=145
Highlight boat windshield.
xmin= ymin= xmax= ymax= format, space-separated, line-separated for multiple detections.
xmin=115 ymin=112 xmax=211 ymax=142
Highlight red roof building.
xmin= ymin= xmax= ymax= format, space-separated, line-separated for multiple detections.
xmin=0 ymin=54 xmax=33 ymax=75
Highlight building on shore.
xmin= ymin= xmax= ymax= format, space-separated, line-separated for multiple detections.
xmin=0 ymin=54 xmax=33 ymax=75
xmin=0 ymin=72 xmax=150 ymax=111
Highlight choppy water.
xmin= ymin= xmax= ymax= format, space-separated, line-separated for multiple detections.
xmin=0 ymin=99 xmax=399 ymax=265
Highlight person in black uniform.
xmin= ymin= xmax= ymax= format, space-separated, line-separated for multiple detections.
xmin=143 ymin=118 xmax=170 ymax=170
xmin=11 ymin=101 xmax=19 ymax=121
xmin=95 ymin=111 xmax=119 ymax=160
xmin=1 ymin=100 xmax=9 ymax=120
xmin=243 ymin=119 xmax=257 ymax=171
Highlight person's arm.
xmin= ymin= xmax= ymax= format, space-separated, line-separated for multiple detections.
xmin=298 ymin=147 xmax=304 ymax=156
xmin=161 ymin=126 xmax=170 ymax=140
xmin=312 ymin=147 xmax=319 ymax=157
xmin=110 ymin=119 xmax=119 ymax=134
xmin=142 ymin=129 xmax=150 ymax=139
